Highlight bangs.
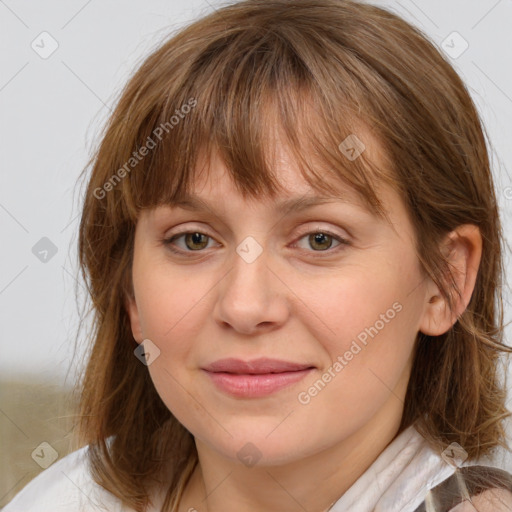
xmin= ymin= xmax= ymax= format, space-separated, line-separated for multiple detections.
xmin=119 ymin=25 xmax=398 ymax=224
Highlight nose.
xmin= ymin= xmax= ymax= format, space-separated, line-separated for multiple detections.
xmin=212 ymin=239 xmax=290 ymax=336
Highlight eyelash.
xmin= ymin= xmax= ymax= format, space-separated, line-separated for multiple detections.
xmin=161 ymin=227 xmax=350 ymax=257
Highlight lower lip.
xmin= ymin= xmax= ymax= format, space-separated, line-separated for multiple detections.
xmin=203 ymin=369 xmax=314 ymax=398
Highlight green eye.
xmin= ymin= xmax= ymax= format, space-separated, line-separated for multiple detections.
xmin=307 ymin=232 xmax=335 ymax=251
xmin=164 ymin=232 xmax=214 ymax=252
xmin=182 ymin=232 xmax=210 ymax=251
xmin=293 ymin=230 xmax=349 ymax=253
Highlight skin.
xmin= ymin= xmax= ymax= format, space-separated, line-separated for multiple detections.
xmin=126 ymin=132 xmax=482 ymax=512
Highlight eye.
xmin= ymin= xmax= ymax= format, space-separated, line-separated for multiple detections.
xmin=163 ymin=231 xmax=218 ymax=253
xmin=162 ymin=228 xmax=350 ymax=255
xmin=293 ymin=230 xmax=349 ymax=252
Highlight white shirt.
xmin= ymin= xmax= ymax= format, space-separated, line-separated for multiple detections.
xmin=3 ymin=424 xmax=510 ymax=512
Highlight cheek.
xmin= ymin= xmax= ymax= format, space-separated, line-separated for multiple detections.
xmin=297 ymin=261 xmax=422 ymax=397
xmin=133 ymin=264 xmax=213 ymax=430
xmin=297 ymin=262 xmax=417 ymax=350
xmin=133 ymin=260 xmax=211 ymax=345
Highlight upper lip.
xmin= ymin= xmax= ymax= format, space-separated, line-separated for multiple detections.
xmin=203 ymin=357 xmax=314 ymax=374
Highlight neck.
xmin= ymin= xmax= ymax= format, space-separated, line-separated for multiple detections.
xmin=178 ymin=399 xmax=404 ymax=512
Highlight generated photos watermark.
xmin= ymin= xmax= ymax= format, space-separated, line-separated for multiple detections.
xmin=297 ymin=301 xmax=403 ymax=405
xmin=93 ymin=97 xmax=197 ymax=199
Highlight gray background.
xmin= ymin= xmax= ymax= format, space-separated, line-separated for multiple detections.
xmin=1 ymin=0 xmax=511 ymax=464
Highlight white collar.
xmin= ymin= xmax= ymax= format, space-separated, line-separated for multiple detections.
xmin=330 ymin=424 xmax=456 ymax=512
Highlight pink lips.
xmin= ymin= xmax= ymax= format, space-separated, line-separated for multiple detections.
xmin=202 ymin=358 xmax=315 ymax=398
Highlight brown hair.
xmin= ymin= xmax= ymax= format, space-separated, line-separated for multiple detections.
xmin=73 ymin=0 xmax=512 ymax=510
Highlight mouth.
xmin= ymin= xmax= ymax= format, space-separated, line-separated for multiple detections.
xmin=202 ymin=358 xmax=315 ymax=398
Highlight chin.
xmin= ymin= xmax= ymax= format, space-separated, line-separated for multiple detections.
xmin=194 ymin=421 xmax=326 ymax=467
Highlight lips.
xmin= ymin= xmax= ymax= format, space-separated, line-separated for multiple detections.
xmin=203 ymin=357 xmax=313 ymax=374
xmin=202 ymin=358 xmax=315 ymax=398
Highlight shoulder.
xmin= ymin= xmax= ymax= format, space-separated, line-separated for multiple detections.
xmin=2 ymin=445 xmax=130 ymax=512
xmin=438 ymin=464 xmax=512 ymax=512
xmin=449 ymin=488 xmax=512 ymax=511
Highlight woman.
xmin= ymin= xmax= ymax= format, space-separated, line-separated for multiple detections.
xmin=4 ymin=0 xmax=512 ymax=510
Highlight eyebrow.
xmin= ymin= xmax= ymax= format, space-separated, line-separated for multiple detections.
xmin=168 ymin=193 xmax=369 ymax=216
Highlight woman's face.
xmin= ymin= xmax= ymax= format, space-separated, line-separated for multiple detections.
xmin=126 ymin=139 xmax=434 ymax=466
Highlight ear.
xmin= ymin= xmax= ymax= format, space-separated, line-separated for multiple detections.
xmin=419 ymin=224 xmax=482 ymax=336
xmin=124 ymin=293 xmax=144 ymax=344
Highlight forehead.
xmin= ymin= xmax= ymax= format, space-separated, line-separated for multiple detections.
xmin=176 ymin=140 xmax=378 ymax=214
xmin=136 ymin=95 xmax=405 ymax=232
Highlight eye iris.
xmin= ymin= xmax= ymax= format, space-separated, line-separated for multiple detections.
xmin=185 ymin=232 xmax=208 ymax=250
xmin=309 ymin=233 xmax=332 ymax=251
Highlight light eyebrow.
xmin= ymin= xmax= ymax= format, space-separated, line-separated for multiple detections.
xmin=169 ymin=193 xmax=367 ymax=216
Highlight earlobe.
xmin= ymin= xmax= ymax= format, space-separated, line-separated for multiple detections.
xmin=419 ymin=224 xmax=482 ymax=336
xmin=124 ymin=294 xmax=144 ymax=343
